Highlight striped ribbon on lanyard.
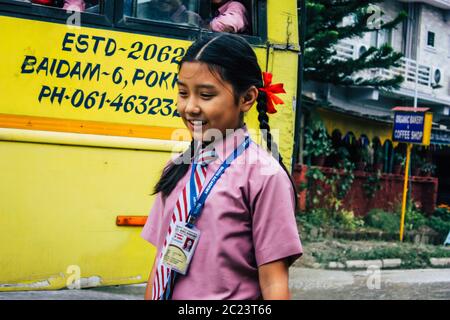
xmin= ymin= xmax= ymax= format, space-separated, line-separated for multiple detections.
xmin=152 ymin=144 xmax=217 ymax=300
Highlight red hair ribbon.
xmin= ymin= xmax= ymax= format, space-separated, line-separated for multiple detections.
xmin=258 ymin=72 xmax=286 ymax=114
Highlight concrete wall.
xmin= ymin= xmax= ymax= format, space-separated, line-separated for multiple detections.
xmin=294 ymin=164 xmax=439 ymax=216
xmin=418 ymin=3 xmax=450 ymax=99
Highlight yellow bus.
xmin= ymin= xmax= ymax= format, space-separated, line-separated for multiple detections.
xmin=0 ymin=0 xmax=300 ymax=291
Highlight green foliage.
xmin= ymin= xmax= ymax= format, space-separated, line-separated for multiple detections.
xmin=335 ymin=209 xmax=365 ymax=231
xmin=362 ymin=170 xmax=382 ymax=199
xmin=297 ymin=206 xmax=364 ymax=232
xmin=303 ymin=0 xmax=407 ymax=90
xmin=433 ymin=207 xmax=450 ymax=221
xmin=373 ymin=147 xmax=384 ymax=164
xmin=337 ymin=161 xmax=355 ymax=200
xmin=297 ymin=208 xmax=330 ymax=225
xmin=403 ymin=204 xmax=427 ymax=231
xmin=305 ymin=144 xmax=355 ymax=209
xmin=336 ymin=146 xmax=350 ymax=162
xmin=356 ymin=146 xmax=370 ymax=163
xmin=421 ymin=162 xmax=436 ymax=175
xmin=426 ymin=207 xmax=450 ymax=240
xmin=307 ymin=167 xmax=326 ymax=181
xmin=305 ymin=166 xmax=327 ymax=206
xmin=393 ymin=152 xmax=405 ymax=165
xmin=308 ymin=240 xmax=450 ymax=269
xmin=365 ymin=209 xmax=399 ymax=233
xmin=304 ymin=121 xmax=333 ymax=158
xmin=410 ymin=152 xmax=423 ymax=169
xmin=329 ymin=149 xmax=355 ymax=200
xmin=365 ymin=202 xmax=428 ymax=233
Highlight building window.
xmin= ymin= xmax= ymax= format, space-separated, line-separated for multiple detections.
xmin=427 ymin=31 xmax=435 ymax=48
xmin=370 ymin=29 xmax=391 ymax=48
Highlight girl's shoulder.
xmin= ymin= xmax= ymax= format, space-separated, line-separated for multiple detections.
xmin=241 ymin=140 xmax=292 ymax=186
xmin=241 ymin=141 xmax=296 ymax=215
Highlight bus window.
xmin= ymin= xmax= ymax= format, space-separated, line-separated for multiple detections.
xmin=16 ymin=0 xmax=103 ymax=14
xmin=122 ymin=0 xmax=257 ymax=36
xmin=127 ymin=0 xmax=203 ymax=27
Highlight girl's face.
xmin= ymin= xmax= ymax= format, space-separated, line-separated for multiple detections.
xmin=177 ymin=62 xmax=256 ymax=142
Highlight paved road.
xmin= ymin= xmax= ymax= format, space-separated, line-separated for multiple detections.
xmin=1 ymin=268 xmax=449 ymax=300
xmin=289 ymin=268 xmax=450 ymax=300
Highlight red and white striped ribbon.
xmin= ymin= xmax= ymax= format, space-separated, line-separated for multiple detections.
xmin=152 ymin=147 xmax=216 ymax=300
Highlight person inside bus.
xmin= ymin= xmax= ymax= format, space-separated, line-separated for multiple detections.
xmin=27 ymin=0 xmax=99 ymax=12
xmin=28 ymin=0 xmax=60 ymax=6
xmin=63 ymin=0 xmax=99 ymax=11
xmin=137 ymin=0 xmax=203 ymax=26
xmin=209 ymin=0 xmax=249 ymax=34
xmin=62 ymin=0 xmax=85 ymax=11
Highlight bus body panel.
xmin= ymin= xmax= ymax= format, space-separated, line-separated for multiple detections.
xmin=0 ymin=1 xmax=299 ymax=290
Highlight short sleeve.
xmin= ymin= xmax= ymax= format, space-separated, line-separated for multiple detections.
xmin=141 ymin=192 xmax=164 ymax=247
xmin=141 ymin=157 xmax=177 ymax=246
xmin=251 ymin=169 xmax=303 ymax=267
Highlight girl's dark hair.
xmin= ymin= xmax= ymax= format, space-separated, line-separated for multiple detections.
xmin=154 ymin=34 xmax=298 ymax=211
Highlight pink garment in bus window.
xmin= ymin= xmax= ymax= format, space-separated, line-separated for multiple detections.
xmin=63 ymin=0 xmax=85 ymax=11
xmin=210 ymin=1 xmax=249 ymax=34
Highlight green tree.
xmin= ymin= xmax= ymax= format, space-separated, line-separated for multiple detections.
xmin=301 ymin=0 xmax=407 ymax=89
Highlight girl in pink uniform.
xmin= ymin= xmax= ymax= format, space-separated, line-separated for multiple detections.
xmin=142 ymin=34 xmax=302 ymax=300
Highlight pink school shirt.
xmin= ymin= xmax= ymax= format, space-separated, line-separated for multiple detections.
xmin=141 ymin=125 xmax=303 ymax=300
xmin=210 ymin=1 xmax=249 ymax=33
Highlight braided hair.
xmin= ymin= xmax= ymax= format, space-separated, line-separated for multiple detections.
xmin=154 ymin=34 xmax=298 ymax=211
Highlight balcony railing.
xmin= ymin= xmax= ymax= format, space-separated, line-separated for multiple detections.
xmin=398 ymin=0 xmax=450 ymax=10
xmin=378 ymin=58 xmax=432 ymax=87
xmin=335 ymin=41 xmax=436 ymax=89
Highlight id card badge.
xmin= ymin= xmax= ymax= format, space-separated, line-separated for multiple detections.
xmin=161 ymin=223 xmax=200 ymax=275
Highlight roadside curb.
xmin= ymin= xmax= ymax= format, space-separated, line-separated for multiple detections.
xmin=429 ymin=258 xmax=450 ymax=267
xmin=326 ymin=257 xmax=450 ymax=270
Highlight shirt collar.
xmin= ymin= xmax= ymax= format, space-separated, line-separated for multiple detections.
xmin=193 ymin=124 xmax=249 ymax=163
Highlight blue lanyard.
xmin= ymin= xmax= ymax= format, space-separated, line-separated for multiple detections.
xmin=186 ymin=135 xmax=251 ymax=228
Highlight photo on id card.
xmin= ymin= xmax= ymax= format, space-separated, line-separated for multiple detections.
xmin=162 ymin=223 xmax=200 ymax=275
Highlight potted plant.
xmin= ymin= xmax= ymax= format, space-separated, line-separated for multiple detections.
xmin=336 ymin=146 xmax=351 ymax=169
xmin=410 ymin=153 xmax=422 ymax=176
xmin=373 ymin=147 xmax=384 ymax=172
xmin=304 ymin=123 xmax=332 ymax=167
xmin=393 ymin=153 xmax=405 ymax=175
xmin=355 ymin=146 xmax=370 ymax=172
xmin=420 ymin=162 xmax=436 ymax=177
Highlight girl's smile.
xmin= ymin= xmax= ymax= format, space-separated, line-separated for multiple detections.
xmin=185 ymin=118 xmax=210 ymax=137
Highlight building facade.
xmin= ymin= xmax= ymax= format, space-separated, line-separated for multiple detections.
xmin=303 ymin=0 xmax=450 ymax=206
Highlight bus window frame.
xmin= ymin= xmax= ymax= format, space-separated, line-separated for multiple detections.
xmin=114 ymin=0 xmax=267 ymax=45
xmin=0 ymin=0 xmax=267 ymax=44
xmin=0 ymin=0 xmax=114 ymax=27
xmin=114 ymin=0 xmax=201 ymax=40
